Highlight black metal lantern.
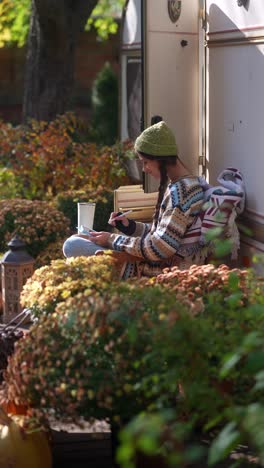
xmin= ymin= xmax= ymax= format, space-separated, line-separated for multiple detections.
xmin=1 ymin=235 xmax=35 ymax=323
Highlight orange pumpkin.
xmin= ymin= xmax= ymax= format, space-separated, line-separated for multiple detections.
xmin=0 ymin=408 xmax=52 ymax=468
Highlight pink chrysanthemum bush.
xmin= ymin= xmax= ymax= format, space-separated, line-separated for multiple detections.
xmin=20 ymin=254 xmax=121 ymax=318
xmin=0 ymin=199 xmax=70 ymax=263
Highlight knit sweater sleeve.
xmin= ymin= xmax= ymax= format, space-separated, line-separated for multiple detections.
xmin=107 ymin=178 xmax=204 ymax=261
xmin=115 ymin=219 xmax=151 ymax=237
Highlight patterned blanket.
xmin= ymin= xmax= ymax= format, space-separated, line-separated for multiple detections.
xmin=198 ymin=167 xmax=246 ymax=259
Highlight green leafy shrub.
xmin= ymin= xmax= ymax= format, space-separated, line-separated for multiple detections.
xmin=207 ymin=327 xmax=264 ymax=466
xmin=89 ymin=62 xmax=118 ymax=146
xmin=116 ymin=267 xmax=264 ymax=467
xmin=0 ymin=168 xmax=22 ymax=198
xmin=0 ymin=199 xmax=70 ymax=261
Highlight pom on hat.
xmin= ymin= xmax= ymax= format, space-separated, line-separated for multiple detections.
xmin=134 ymin=121 xmax=178 ymax=157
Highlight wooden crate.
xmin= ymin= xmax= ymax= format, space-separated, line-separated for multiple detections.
xmin=114 ymin=185 xmax=157 ymax=223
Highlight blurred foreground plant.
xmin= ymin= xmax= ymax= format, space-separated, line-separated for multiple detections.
xmin=2 ymin=260 xmax=264 ymax=466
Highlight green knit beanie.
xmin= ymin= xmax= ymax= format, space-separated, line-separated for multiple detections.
xmin=134 ymin=121 xmax=178 ymax=157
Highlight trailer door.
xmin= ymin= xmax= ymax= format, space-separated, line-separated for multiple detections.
xmin=143 ymin=0 xmax=201 ymax=191
xmin=206 ymin=0 xmax=264 ymax=260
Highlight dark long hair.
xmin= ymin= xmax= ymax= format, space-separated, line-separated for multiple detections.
xmin=138 ymin=152 xmax=178 ymax=227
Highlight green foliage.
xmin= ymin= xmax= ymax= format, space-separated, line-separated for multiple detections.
xmin=117 ymin=411 xmax=205 ymax=467
xmin=0 ymin=0 xmax=125 ymax=48
xmin=0 ymin=199 xmax=70 ymax=262
xmin=208 ymin=422 xmax=241 ymax=466
xmin=203 ymin=222 xmax=235 ymax=261
xmin=89 ymin=62 xmax=118 ymax=146
xmin=208 ymin=326 xmax=264 ymax=466
xmin=87 ymin=0 xmax=125 ymax=40
xmin=0 ymin=0 xmax=30 ymax=47
xmin=0 ymin=167 xmax=22 ymax=198
xmin=115 ymin=265 xmax=264 ymax=467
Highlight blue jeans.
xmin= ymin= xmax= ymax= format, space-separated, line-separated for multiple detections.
xmin=63 ymin=235 xmax=108 ymax=258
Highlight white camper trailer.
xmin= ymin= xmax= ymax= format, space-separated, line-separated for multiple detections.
xmin=120 ymin=0 xmax=264 ymax=267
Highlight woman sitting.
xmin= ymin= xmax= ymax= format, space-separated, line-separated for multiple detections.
xmin=63 ymin=121 xmax=206 ymax=278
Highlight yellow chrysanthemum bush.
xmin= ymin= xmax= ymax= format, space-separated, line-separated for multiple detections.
xmin=3 ymin=284 xmax=174 ymax=423
xmin=0 ymin=199 xmax=70 ymax=263
xmin=20 ymin=254 xmax=121 ymax=318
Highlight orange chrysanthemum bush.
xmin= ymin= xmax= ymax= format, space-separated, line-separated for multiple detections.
xmin=20 ymin=255 xmax=121 ymax=318
xmin=0 ymin=199 xmax=70 ymax=262
xmin=140 ymin=263 xmax=252 ymax=313
xmin=0 ymin=114 xmax=133 ymax=202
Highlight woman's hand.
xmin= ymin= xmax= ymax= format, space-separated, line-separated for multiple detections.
xmin=86 ymin=231 xmax=111 ymax=247
xmin=74 ymin=231 xmax=111 ymax=247
xmin=108 ymin=212 xmax=129 ymax=227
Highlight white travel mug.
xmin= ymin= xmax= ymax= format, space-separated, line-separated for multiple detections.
xmin=77 ymin=202 xmax=96 ymax=233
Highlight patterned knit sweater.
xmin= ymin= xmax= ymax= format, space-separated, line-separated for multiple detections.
xmin=107 ymin=176 xmax=205 ymax=278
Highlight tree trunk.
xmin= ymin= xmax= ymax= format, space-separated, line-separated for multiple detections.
xmin=22 ymin=0 xmax=98 ymax=123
